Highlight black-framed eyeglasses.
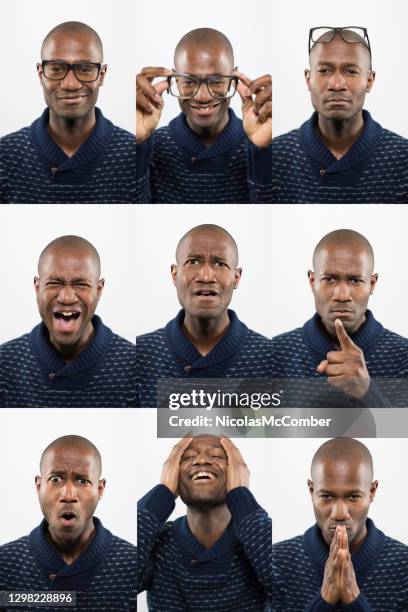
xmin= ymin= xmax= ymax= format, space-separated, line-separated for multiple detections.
xmin=40 ymin=61 xmax=102 ymax=82
xmin=308 ymin=27 xmax=371 ymax=59
xmin=167 ymin=74 xmax=238 ymax=100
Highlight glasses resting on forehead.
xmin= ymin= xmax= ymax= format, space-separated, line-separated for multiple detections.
xmin=40 ymin=60 xmax=102 ymax=82
xmin=308 ymin=27 xmax=371 ymax=58
xmin=167 ymin=74 xmax=238 ymax=100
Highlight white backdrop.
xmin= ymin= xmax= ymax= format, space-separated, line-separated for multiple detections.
xmin=136 ymin=409 xmax=408 ymax=611
xmin=271 ymin=0 xmax=408 ymax=137
xmin=0 ymin=205 xmax=136 ymax=344
xmin=0 ymin=0 xmax=135 ymax=135
xmin=135 ymin=0 xmax=272 ymax=128
xmin=0 ymin=409 xmax=137 ymax=545
xmin=135 ymin=204 xmax=408 ymax=340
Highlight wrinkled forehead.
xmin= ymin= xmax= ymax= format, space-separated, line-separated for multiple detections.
xmin=184 ymin=436 xmax=226 ymax=454
xmin=313 ymin=459 xmax=372 ymax=489
xmin=41 ymin=446 xmax=97 ymax=475
xmin=178 ymin=230 xmax=236 ymax=262
xmin=314 ymin=245 xmax=372 ymax=275
xmin=310 ymin=35 xmax=371 ymax=68
xmin=39 ymin=248 xmax=100 ymax=279
xmin=175 ymin=45 xmax=233 ymax=75
xmin=42 ymin=32 xmax=102 ymax=62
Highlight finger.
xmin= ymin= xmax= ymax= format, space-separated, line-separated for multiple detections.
xmin=236 ymin=81 xmax=254 ymax=112
xmin=136 ymin=91 xmax=155 ymax=114
xmin=326 ymin=351 xmax=346 ymax=364
xmin=169 ymin=436 xmax=193 ymax=459
xmin=253 ymin=87 xmax=272 ymax=110
xmin=257 ymin=101 xmax=272 ymax=124
xmin=335 ymin=318 xmax=357 ymax=351
xmin=137 ymin=75 xmax=167 ymax=106
xmin=235 ymin=70 xmax=253 ymax=90
xmin=248 ymin=74 xmax=272 ymax=94
xmin=325 ymin=363 xmax=347 ymax=377
xmin=139 ymin=66 xmax=174 ymax=78
xmin=220 ymin=436 xmax=242 ymax=460
xmin=316 ymin=359 xmax=328 ymax=374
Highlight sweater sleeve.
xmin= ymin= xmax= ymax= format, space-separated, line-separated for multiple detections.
xmin=227 ymin=487 xmax=272 ymax=600
xmin=247 ymin=142 xmax=273 ymax=203
xmin=137 ymin=484 xmax=175 ymax=593
xmin=135 ymin=137 xmax=154 ymax=203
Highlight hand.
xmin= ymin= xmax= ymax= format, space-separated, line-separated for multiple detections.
xmin=136 ymin=66 xmax=173 ymax=143
xmin=317 ymin=318 xmax=370 ymax=399
xmin=235 ymin=71 xmax=272 ymax=148
xmin=321 ymin=526 xmax=342 ymax=604
xmin=160 ymin=436 xmax=193 ymax=496
xmin=339 ymin=529 xmax=360 ymax=604
xmin=219 ymin=436 xmax=250 ymax=491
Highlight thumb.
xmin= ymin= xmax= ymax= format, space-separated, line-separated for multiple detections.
xmin=317 ymin=359 xmax=328 ymax=374
xmin=335 ymin=318 xmax=355 ymax=350
xmin=235 ymin=72 xmax=254 ymax=113
xmin=154 ymin=79 xmax=170 ymax=97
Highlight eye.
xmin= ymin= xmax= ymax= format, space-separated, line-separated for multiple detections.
xmin=317 ymin=68 xmax=330 ymax=75
xmin=322 ymin=276 xmax=335 ymax=283
xmin=345 ymin=68 xmax=359 ymax=75
xmin=49 ymin=476 xmax=62 ymax=484
xmin=350 ymin=279 xmax=363 ymax=285
xmin=77 ymin=478 xmax=90 ymax=485
xmin=46 ymin=281 xmax=62 ymax=287
xmin=211 ymin=454 xmax=226 ymax=460
xmin=320 ymin=494 xmax=332 ymax=500
xmin=215 ymin=261 xmax=227 ymax=268
xmin=349 ymin=494 xmax=361 ymax=500
xmin=182 ymin=454 xmax=195 ymax=461
xmin=73 ymin=282 xmax=91 ymax=288
xmin=185 ymin=258 xmax=200 ymax=265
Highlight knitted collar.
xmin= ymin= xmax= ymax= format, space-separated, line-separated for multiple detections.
xmin=29 ymin=517 xmax=113 ymax=578
xmin=298 ymin=110 xmax=383 ymax=180
xmin=164 ymin=309 xmax=249 ymax=371
xmin=174 ymin=515 xmax=238 ymax=563
xmin=29 ymin=315 xmax=114 ymax=381
xmin=302 ymin=310 xmax=383 ymax=357
xmin=303 ymin=518 xmax=386 ymax=574
xmin=30 ymin=107 xmax=115 ymax=175
xmin=168 ymin=108 xmax=245 ymax=160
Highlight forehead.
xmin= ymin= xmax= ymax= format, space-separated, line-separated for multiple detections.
xmin=315 ymin=245 xmax=371 ymax=275
xmin=179 ymin=230 xmax=235 ymax=259
xmin=313 ymin=459 xmax=371 ymax=490
xmin=184 ymin=437 xmax=226 ymax=453
xmin=311 ymin=36 xmax=370 ymax=68
xmin=40 ymin=248 xmax=99 ymax=279
xmin=175 ymin=45 xmax=233 ymax=75
xmin=42 ymin=446 xmax=97 ymax=474
xmin=42 ymin=32 xmax=101 ymax=62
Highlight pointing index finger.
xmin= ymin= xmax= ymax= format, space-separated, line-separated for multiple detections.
xmin=335 ymin=318 xmax=357 ymax=351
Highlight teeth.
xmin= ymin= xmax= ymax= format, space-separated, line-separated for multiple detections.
xmin=192 ymin=471 xmax=215 ymax=481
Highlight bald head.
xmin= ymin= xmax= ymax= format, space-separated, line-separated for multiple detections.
xmin=41 ymin=21 xmax=103 ymax=61
xmin=311 ymin=438 xmax=373 ymax=480
xmin=40 ymin=435 xmax=102 ymax=476
xmin=313 ymin=229 xmax=374 ymax=272
xmin=175 ymin=224 xmax=238 ymax=266
xmin=310 ymin=30 xmax=371 ymax=70
xmin=38 ymin=235 xmax=101 ymax=277
xmin=174 ymin=28 xmax=234 ymax=68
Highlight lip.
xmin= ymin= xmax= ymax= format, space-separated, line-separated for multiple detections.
xmin=330 ymin=309 xmax=354 ymax=317
xmin=58 ymin=511 xmax=79 ymax=527
xmin=325 ymin=98 xmax=351 ymax=105
xmin=52 ymin=310 xmax=82 ymax=334
xmin=189 ymin=469 xmax=218 ymax=480
xmin=56 ymin=94 xmax=88 ymax=104
xmin=188 ymin=101 xmax=222 ymax=116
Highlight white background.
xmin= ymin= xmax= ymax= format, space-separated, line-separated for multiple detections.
xmin=0 ymin=0 xmax=135 ymax=135
xmin=135 ymin=0 xmax=272 ymax=128
xmin=0 ymin=409 xmax=138 ymax=545
xmin=135 ymin=205 xmax=408 ymax=340
xmin=136 ymin=409 xmax=408 ymax=611
xmin=271 ymin=0 xmax=408 ymax=137
xmin=0 ymin=205 xmax=136 ymax=344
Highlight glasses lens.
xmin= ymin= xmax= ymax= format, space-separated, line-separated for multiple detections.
xmin=74 ymin=63 xmax=100 ymax=81
xmin=43 ymin=62 xmax=68 ymax=80
xmin=208 ymin=77 xmax=236 ymax=99
xmin=340 ymin=28 xmax=367 ymax=44
xmin=311 ymin=27 xmax=335 ymax=43
xmin=169 ymin=75 xmax=199 ymax=98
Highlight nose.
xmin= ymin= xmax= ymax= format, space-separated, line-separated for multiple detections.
xmin=57 ymin=284 xmax=79 ymax=304
xmin=196 ymin=262 xmax=216 ymax=282
xmin=60 ymin=68 xmax=82 ymax=90
xmin=60 ymin=481 xmax=78 ymax=503
xmin=331 ymin=499 xmax=350 ymax=522
xmin=327 ymin=70 xmax=347 ymax=91
xmin=333 ymin=280 xmax=352 ymax=302
xmin=193 ymin=81 xmax=212 ymax=103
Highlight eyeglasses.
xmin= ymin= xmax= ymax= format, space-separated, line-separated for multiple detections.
xmin=308 ymin=27 xmax=371 ymax=59
xmin=40 ymin=61 xmax=102 ymax=82
xmin=167 ymin=74 xmax=238 ymax=100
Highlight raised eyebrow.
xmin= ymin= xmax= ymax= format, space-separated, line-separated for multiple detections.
xmin=316 ymin=61 xmax=362 ymax=68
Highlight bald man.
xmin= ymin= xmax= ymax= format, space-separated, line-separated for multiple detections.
xmin=271 ymin=438 xmax=408 ymax=610
xmin=271 ymin=229 xmax=408 ymax=407
xmin=271 ymin=27 xmax=408 ymax=203
xmin=0 ymin=435 xmax=137 ymax=610
xmin=138 ymin=435 xmax=272 ymax=610
xmin=136 ymin=224 xmax=275 ymax=407
xmin=0 ymin=235 xmax=136 ymax=407
xmin=0 ymin=21 xmax=136 ymax=203
xmin=136 ymin=28 xmax=272 ymax=203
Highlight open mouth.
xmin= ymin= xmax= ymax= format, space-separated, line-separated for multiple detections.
xmin=53 ymin=311 xmax=81 ymax=333
xmin=60 ymin=511 xmax=77 ymax=526
xmin=191 ymin=471 xmax=217 ymax=481
xmin=188 ymin=102 xmax=222 ymax=115
xmin=194 ymin=290 xmax=218 ymax=297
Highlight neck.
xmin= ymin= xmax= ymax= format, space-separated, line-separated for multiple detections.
xmin=48 ymin=109 xmax=96 ymax=157
xmin=47 ymin=519 xmax=95 ymax=565
xmin=183 ymin=311 xmax=230 ymax=356
xmin=186 ymin=111 xmax=229 ymax=147
xmin=187 ymin=503 xmax=231 ymax=549
xmin=50 ymin=321 xmax=95 ymax=363
xmin=317 ymin=111 xmax=364 ymax=159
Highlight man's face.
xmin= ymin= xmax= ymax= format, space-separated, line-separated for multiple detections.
xmin=305 ymin=36 xmax=374 ymax=121
xmin=171 ymin=230 xmax=241 ymax=321
xmin=309 ymin=244 xmax=377 ymax=336
xmin=178 ymin=436 xmax=228 ymax=506
xmin=35 ymin=247 xmax=104 ymax=351
xmin=308 ymin=459 xmax=377 ymax=550
xmin=175 ymin=44 xmax=234 ymax=131
xmin=38 ymin=31 xmax=107 ymax=120
xmin=36 ymin=446 xmax=105 ymax=542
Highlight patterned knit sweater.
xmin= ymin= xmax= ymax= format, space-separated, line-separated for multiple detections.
xmin=135 ymin=109 xmax=272 ymax=203
xmin=271 ymin=519 xmax=408 ymax=611
xmin=0 ymin=316 xmax=136 ymax=407
xmin=136 ymin=309 xmax=276 ymax=407
xmin=0 ymin=517 xmax=137 ymax=611
xmin=271 ymin=111 xmax=408 ymax=203
xmin=137 ymin=484 xmax=272 ymax=611
xmin=0 ymin=108 xmax=136 ymax=203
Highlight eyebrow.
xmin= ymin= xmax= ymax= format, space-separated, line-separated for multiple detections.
xmin=315 ymin=61 xmax=363 ymax=68
xmin=46 ymin=276 xmax=92 ymax=282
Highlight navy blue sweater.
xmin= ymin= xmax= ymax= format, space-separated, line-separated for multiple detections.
xmin=135 ymin=109 xmax=272 ymax=203
xmin=271 ymin=111 xmax=408 ymax=203
xmin=0 ymin=315 xmax=136 ymax=407
xmin=0 ymin=108 xmax=136 ymax=203
xmin=0 ymin=517 xmax=137 ymax=611
xmin=271 ymin=311 xmax=408 ymax=407
xmin=138 ymin=484 xmax=272 ymax=611
xmin=271 ymin=519 xmax=408 ymax=611
xmin=136 ymin=309 xmax=276 ymax=407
